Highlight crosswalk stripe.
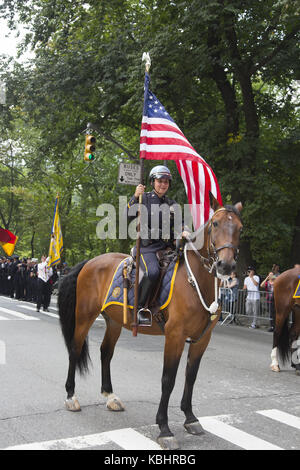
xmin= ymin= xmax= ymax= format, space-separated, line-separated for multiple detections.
xmin=104 ymin=428 xmax=162 ymax=450
xmin=257 ymin=409 xmax=300 ymax=430
xmin=3 ymin=433 xmax=111 ymax=450
xmin=3 ymin=428 xmax=161 ymax=451
xmin=0 ymin=297 xmax=105 ymax=322
xmin=4 ymin=409 xmax=295 ymax=451
xmin=0 ymin=306 xmax=39 ymax=321
xmin=199 ymin=416 xmax=283 ymax=450
xmin=20 ymin=305 xmax=59 ymax=319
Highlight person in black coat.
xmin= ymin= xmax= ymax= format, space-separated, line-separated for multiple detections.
xmin=127 ymin=165 xmax=190 ymax=324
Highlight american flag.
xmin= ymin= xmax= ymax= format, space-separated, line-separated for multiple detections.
xmin=140 ymin=72 xmax=222 ymax=230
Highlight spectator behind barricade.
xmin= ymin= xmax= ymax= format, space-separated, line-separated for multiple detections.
xmin=228 ymin=271 xmax=239 ymax=318
xmin=272 ymin=264 xmax=280 ymax=277
xmin=243 ymin=266 xmax=260 ymax=329
xmin=260 ymin=271 xmax=276 ymax=332
xmin=218 ymin=279 xmax=229 ymax=322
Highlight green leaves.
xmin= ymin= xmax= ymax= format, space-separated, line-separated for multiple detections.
xmin=0 ymin=0 xmax=299 ymax=271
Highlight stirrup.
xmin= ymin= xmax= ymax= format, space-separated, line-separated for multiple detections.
xmin=137 ymin=308 xmax=152 ymax=326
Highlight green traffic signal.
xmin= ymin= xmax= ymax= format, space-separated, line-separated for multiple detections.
xmin=84 ymin=134 xmax=96 ymax=161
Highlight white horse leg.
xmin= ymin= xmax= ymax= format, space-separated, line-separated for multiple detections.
xmin=270 ymin=347 xmax=280 ymax=372
xmin=65 ymin=395 xmax=81 ymax=411
xmin=102 ymin=392 xmax=125 ymax=411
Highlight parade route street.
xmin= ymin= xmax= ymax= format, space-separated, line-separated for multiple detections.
xmin=0 ymin=294 xmax=299 ymax=451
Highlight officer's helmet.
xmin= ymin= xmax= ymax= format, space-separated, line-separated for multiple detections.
xmin=149 ymin=165 xmax=172 ymax=184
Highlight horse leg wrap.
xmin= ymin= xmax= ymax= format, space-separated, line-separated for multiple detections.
xmin=65 ymin=395 xmax=81 ymax=412
xmin=102 ymin=392 xmax=125 ymax=411
xmin=270 ymin=347 xmax=280 ymax=372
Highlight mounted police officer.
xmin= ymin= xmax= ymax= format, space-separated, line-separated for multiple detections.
xmin=127 ymin=165 xmax=190 ymax=324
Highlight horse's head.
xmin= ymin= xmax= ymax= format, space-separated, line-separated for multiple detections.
xmin=208 ymin=192 xmax=243 ymax=279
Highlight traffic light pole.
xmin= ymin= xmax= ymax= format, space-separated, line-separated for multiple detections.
xmin=85 ymin=122 xmax=138 ymax=162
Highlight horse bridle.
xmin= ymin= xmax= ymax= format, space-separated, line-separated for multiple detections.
xmin=183 ymin=206 xmax=242 ymax=344
xmin=187 ymin=207 xmax=241 ymax=275
xmin=207 ymin=208 xmax=240 ymax=266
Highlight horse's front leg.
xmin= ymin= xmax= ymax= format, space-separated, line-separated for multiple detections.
xmin=156 ymin=332 xmax=185 ymax=450
xmin=180 ymin=336 xmax=211 ymax=435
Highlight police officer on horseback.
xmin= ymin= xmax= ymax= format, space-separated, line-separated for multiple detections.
xmin=127 ymin=165 xmax=190 ymax=324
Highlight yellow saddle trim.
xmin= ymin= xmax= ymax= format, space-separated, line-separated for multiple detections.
xmin=101 ymin=257 xmax=179 ymax=312
xmin=293 ymin=279 xmax=300 ymax=299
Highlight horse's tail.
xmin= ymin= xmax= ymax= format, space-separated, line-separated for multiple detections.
xmin=276 ymin=316 xmax=291 ymax=364
xmin=58 ymin=260 xmax=90 ymax=374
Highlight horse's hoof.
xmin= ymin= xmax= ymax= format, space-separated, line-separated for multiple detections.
xmin=184 ymin=420 xmax=205 ymax=435
xmin=157 ymin=436 xmax=180 ymax=450
xmin=295 ymin=369 xmax=300 ymax=376
xmin=270 ymin=364 xmax=280 ymax=372
xmin=106 ymin=393 xmax=125 ymax=412
xmin=65 ymin=395 xmax=81 ymax=412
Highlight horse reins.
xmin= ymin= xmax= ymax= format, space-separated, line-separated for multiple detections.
xmin=184 ymin=207 xmax=240 ymax=344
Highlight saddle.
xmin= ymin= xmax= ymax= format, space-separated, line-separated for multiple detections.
xmin=101 ymin=248 xmax=182 ymax=329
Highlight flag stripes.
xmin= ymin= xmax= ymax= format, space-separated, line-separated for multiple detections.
xmin=139 ymin=73 xmax=222 ymax=229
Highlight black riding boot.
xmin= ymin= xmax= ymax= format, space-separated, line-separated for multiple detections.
xmin=138 ymin=276 xmax=154 ymax=325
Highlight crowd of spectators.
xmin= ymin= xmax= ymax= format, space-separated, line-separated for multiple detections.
xmin=0 ymin=254 xmax=69 ymax=309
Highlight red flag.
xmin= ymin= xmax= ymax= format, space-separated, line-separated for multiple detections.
xmin=0 ymin=227 xmax=18 ymax=256
xmin=140 ymin=72 xmax=222 ymax=230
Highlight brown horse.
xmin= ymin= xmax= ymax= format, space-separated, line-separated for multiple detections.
xmin=270 ymin=266 xmax=300 ymax=375
xmin=58 ymin=194 xmax=243 ymax=450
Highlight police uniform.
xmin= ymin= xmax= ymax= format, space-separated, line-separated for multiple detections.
xmin=127 ymin=190 xmax=178 ymax=284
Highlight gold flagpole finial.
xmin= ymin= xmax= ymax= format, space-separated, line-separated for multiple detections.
xmin=142 ymin=52 xmax=151 ymax=73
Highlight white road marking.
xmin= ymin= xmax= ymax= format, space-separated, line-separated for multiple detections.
xmin=0 ymin=315 xmax=9 ymax=320
xmin=257 ymin=409 xmax=300 ymax=430
xmin=4 ymin=409 xmax=295 ymax=450
xmin=104 ymin=428 xmax=162 ymax=450
xmin=199 ymin=416 xmax=283 ymax=450
xmin=3 ymin=428 xmax=161 ymax=451
xmin=0 ymin=306 xmax=39 ymax=321
xmin=20 ymin=304 xmax=59 ymax=319
xmin=3 ymin=433 xmax=111 ymax=450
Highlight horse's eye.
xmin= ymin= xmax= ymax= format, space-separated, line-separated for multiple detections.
xmin=213 ymin=221 xmax=218 ymax=227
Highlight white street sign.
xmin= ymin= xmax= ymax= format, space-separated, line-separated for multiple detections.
xmin=118 ymin=163 xmax=141 ymax=185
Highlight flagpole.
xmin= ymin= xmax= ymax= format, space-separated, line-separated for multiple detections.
xmin=132 ymin=54 xmax=151 ymax=337
xmin=48 ymin=194 xmax=60 ymax=267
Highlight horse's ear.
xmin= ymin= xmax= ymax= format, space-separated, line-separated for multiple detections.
xmin=209 ymin=191 xmax=222 ymax=212
xmin=234 ymin=202 xmax=243 ymax=213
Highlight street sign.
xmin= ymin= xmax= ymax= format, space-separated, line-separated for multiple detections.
xmin=118 ymin=163 xmax=141 ymax=185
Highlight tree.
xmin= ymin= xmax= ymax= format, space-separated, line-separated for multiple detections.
xmin=0 ymin=0 xmax=299 ymax=272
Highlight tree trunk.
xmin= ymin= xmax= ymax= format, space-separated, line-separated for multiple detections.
xmin=290 ymin=209 xmax=300 ymax=265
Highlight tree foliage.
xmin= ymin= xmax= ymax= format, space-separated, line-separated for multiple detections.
xmin=0 ymin=0 xmax=299 ymax=275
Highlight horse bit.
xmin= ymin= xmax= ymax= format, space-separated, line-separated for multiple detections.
xmin=183 ymin=207 xmax=241 ymax=341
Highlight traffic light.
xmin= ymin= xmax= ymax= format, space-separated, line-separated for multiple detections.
xmin=84 ymin=134 xmax=96 ymax=161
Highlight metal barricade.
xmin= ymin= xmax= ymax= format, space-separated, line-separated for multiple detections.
xmin=219 ymin=287 xmax=236 ymax=325
xmin=220 ymin=288 xmax=274 ymax=326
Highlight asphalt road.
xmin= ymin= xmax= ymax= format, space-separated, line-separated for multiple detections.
xmin=0 ymin=294 xmax=299 ymax=452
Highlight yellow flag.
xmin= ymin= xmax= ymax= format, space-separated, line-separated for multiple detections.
xmin=48 ymin=196 xmax=63 ymax=267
